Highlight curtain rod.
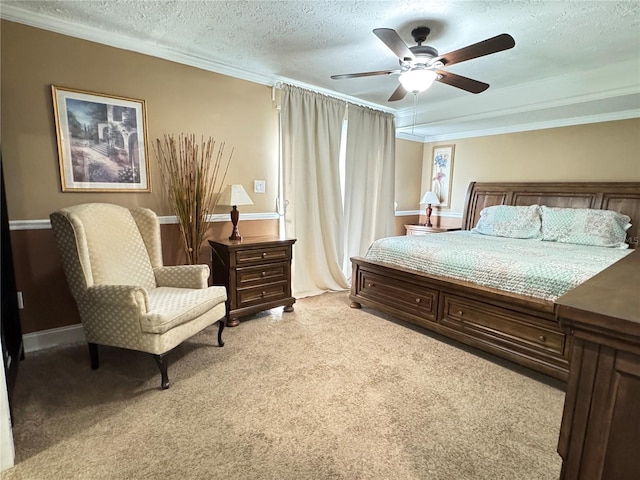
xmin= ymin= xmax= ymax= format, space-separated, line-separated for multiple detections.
xmin=272 ymin=81 xmax=396 ymax=115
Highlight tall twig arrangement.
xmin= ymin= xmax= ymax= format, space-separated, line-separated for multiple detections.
xmin=154 ymin=134 xmax=233 ymax=264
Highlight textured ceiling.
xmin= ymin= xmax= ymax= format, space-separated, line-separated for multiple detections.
xmin=2 ymin=0 xmax=639 ymax=141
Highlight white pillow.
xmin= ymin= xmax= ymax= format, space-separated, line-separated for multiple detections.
xmin=472 ymin=205 xmax=542 ymax=239
xmin=541 ymin=206 xmax=631 ymax=248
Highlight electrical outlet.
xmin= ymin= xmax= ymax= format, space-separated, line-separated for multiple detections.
xmin=254 ymin=180 xmax=266 ymax=194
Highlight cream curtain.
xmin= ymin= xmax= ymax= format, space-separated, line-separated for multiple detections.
xmin=281 ymin=85 xmax=350 ymax=298
xmin=343 ymin=105 xmax=396 ymax=279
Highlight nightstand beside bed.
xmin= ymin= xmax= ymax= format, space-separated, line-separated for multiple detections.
xmin=404 ymin=224 xmax=461 ymax=235
xmin=209 ymin=236 xmax=296 ymax=327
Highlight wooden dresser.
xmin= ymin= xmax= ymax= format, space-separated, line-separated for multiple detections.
xmin=556 ymin=251 xmax=640 ymax=480
xmin=209 ymin=236 xmax=296 ymax=327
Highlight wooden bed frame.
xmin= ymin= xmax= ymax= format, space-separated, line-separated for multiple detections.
xmin=350 ymin=182 xmax=640 ymax=381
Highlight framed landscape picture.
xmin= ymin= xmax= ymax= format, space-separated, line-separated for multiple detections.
xmin=51 ymin=86 xmax=150 ymax=192
xmin=431 ymin=144 xmax=455 ymax=208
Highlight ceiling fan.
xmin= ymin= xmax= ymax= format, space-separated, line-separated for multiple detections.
xmin=331 ymin=27 xmax=515 ymax=101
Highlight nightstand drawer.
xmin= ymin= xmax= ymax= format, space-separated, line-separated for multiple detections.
xmin=237 ymin=262 xmax=288 ymax=287
xmin=237 ymin=281 xmax=289 ymax=308
xmin=235 ymin=245 xmax=291 ymax=265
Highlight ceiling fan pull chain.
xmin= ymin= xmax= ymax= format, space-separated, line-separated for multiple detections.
xmin=412 ymin=93 xmax=418 ymax=134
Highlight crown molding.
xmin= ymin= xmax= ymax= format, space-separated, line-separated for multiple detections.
xmin=1 ymin=5 xmax=395 ymax=116
xmin=395 ymin=61 xmax=640 ymax=124
xmin=4 ymin=4 xmax=637 ymax=145
xmin=395 ymin=60 xmax=640 ymax=142
xmin=412 ymin=109 xmax=640 ymax=143
xmin=396 ymin=131 xmax=427 ymax=142
xmin=0 ymin=4 xmax=273 ymax=87
xmin=396 ymin=87 xmax=640 ymax=132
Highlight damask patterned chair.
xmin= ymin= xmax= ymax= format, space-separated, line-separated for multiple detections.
xmin=50 ymin=203 xmax=227 ymax=389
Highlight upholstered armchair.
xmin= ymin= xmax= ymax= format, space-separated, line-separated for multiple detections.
xmin=50 ymin=203 xmax=228 ymax=389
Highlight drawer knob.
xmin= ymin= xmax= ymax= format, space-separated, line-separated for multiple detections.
xmin=262 ymin=252 xmax=267 ymax=258
xmin=261 ymin=271 xmax=266 ymax=277
xmin=457 ymin=310 xmax=463 ymax=316
xmin=539 ymin=335 xmax=546 ymax=342
xmin=261 ymin=291 xmax=266 ymax=297
xmin=415 ymin=298 xmax=421 ymax=303
xmin=367 ymin=283 xmax=375 ymax=287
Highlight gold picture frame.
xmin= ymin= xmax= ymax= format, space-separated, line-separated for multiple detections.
xmin=431 ymin=144 xmax=455 ymax=208
xmin=51 ymin=85 xmax=150 ymax=192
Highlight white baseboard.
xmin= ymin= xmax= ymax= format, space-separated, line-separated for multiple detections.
xmin=22 ymin=324 xmax=85 ymax=353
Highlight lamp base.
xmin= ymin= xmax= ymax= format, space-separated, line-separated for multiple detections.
xmin=425 ymin=204 xmax=433 ymax=227
xmin=229 ymin=206 xmax=242 ymax=241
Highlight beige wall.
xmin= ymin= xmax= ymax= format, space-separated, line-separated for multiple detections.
xmin=395 ymin=138 xmax=424 ymax=211
xmin=422 ymin=119 xmax=640 ymax=216
xmin=394 ymin=138 xmax=423 ymax=234
xmin=1 ymin=20 xmax=279 ymax=219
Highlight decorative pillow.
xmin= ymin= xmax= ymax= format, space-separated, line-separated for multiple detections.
xmin=472 ymin=204 xmax=542 ymax=239
xmin=541 ymin=206 xmax=631 ymax=249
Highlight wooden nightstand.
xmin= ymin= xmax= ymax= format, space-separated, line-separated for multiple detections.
xmin=404 ymin=224 xmax=461 ymax=236
xmin=209 ymin=236 xmax=296 ymax=327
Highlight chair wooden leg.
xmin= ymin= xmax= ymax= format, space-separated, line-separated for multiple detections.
xmin=217 ymin=318 xmax=225 ymax=347
xmin=153 ymin=353 xmax=170 ymax=390
xmin=88 ymin=343 xmax=99 ymax=370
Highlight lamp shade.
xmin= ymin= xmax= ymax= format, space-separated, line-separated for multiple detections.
xmin=419 ymin=191 xmax=440 ymax=206
xmin=398 ymin=69 xmax=437 ymax=93
xmin=219 ymin=184 xmax=254 ymax=207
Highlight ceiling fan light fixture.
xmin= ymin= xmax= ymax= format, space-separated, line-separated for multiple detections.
xmin=398 ymin=69 xmax=437 ymax=93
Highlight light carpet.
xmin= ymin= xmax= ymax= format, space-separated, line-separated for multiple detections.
xmin=2 ymin=291 xmax=565 ymax=480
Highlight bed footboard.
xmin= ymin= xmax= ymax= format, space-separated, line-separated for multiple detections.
xmin=350 ymin=256 xmax=569 ymax=381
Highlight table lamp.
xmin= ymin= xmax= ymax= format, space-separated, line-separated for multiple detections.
xmin=219 ymin=184 xmax=254 ymax=240
xmin=419 ymin=191 xmax=440 ymax=227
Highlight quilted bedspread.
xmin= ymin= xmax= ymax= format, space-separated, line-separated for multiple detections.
xmin=364 ymin=231 xmax=631 ymax=301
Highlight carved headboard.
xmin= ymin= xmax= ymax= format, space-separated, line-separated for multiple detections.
xmin=461 ymin=182 xmax=640 ymax=247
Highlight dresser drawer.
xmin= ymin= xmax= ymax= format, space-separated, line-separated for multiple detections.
xmin=358 ymin=270 xmax=437 ymax=322
xmin=441 ymin=294 xmax=565 ymax=355
xmin=237 ymin=281 xmax=289 ymax=308
xmin=236 ymin=262 xmax=288 ymax=287
xmin=235 ymin=245 xmax=291 ymax=265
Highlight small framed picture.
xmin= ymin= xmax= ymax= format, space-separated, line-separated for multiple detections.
xmin=51 ymin=86 xmax=150 ymax=192
xmin=431 ymin=144 xmax=455 ymax=208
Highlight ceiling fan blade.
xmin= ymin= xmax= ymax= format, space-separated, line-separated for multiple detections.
xmin=373 ymin=28 xmax=415 ymax=61
xmin=331 ymin=69 xmax=401 ymax=80
xmin=436 ymin=71 xmax=489 ymax=94
xmin=388 ymin=84 xmax=408 ymax=102
xmin=434 ymin=33 xmax=515 ymax=67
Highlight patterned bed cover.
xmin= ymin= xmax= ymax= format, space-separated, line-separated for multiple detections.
xmin=364 ymin=231 xmax=630 ymax=301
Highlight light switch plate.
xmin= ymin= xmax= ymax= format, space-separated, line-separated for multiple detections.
xmin=254 ymin=180 xmax=266 ymax=193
